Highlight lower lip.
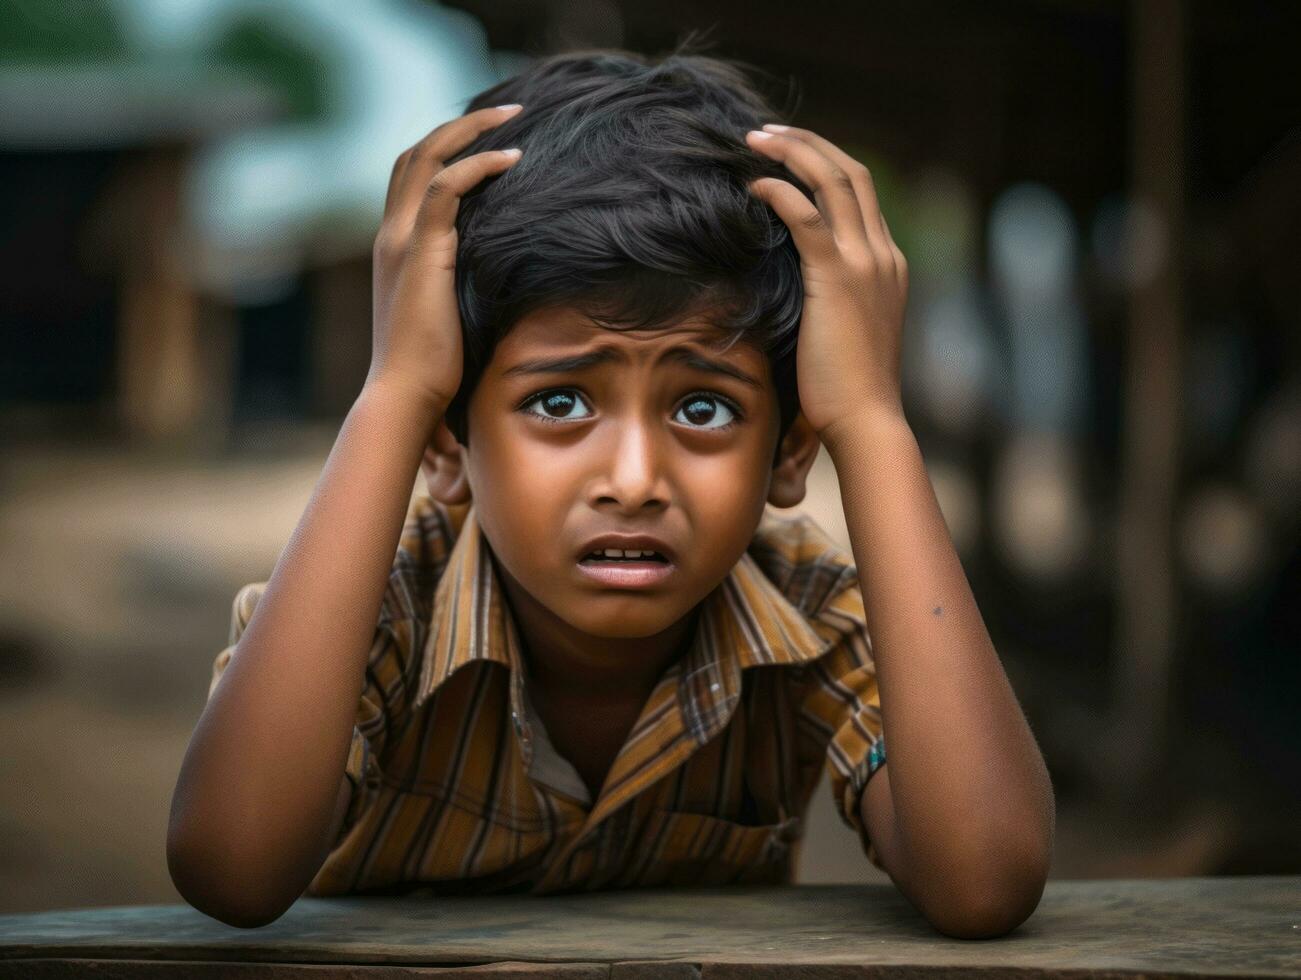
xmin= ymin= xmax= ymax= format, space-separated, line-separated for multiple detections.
xmin=576 ymin=559 xmax=675 ymax=588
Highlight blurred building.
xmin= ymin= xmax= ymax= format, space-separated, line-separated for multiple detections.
xmin=0 ymin=0 xmax=1297 ymax=913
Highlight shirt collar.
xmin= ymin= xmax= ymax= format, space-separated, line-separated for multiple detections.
xmin=411 ymin=503 xmax=840 ymax=731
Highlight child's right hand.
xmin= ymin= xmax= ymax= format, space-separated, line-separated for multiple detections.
xmin=365 ymin=103 xmax=525 ymax=412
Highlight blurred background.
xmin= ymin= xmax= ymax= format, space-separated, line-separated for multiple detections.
xmin=1 ymin=0 xmax=1298 ymax=914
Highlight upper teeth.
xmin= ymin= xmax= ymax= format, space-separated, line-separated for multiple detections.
xmin=588 ymin=548 xmax=660 ymax=559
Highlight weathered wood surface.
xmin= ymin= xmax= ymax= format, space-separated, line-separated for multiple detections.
xmin=0 ymin=878 xmax=1298 ymax=978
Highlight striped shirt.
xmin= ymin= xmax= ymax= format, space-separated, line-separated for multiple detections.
xmin=207 ymin=495 xmax=887 ymax=896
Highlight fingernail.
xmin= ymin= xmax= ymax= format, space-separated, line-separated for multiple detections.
xmin=762 ymin=123 xmax=789 ymax=132
xmin=497 ymin=103 xmax=523 ymax=111
xmin=502 ymin=147 xmax=522 ymax=157
xmin=748 ymin=130 xmax=773 ymax=140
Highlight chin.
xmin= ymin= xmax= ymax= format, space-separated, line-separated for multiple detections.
xmin=562 ymin=600 xmax=689 ymax=638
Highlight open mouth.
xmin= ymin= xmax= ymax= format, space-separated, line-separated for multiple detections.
xmin=575 ymin=549 xmax=675 ymax=588
xmin=579 ymin=550 xmax=668 ymax=564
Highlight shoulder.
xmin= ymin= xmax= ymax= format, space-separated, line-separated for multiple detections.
xmin=746 ymin=505 xmax=859 ymax=620
xmin=382 ymin=494 xmax=471 ymax=623
xmin=398 ymin=494 xmax=471 ymax=564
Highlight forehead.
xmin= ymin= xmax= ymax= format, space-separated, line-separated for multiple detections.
xmin=491 ymin=306 xmax=768 ymax=375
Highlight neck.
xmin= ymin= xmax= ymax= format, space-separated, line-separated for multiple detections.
xmin=496 ymin=569 xmax=701 ymax=706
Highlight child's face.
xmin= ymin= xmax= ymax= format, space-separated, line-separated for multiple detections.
xmin=436 ymin=305 xmax=816 ymax=642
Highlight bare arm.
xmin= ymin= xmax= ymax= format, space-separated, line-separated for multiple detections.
xmin=166 ymin=384 xmax=442 ymax=927
xmin=833 ymin=410 xmax=1055 ymax=939
xmin=166 ymin=103 xmax=526 ymax=929
xmin=744 ymin=124 xmax=1052 ymax=937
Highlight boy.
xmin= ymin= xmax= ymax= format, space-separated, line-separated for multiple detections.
xmin=167 ymin=44 xmax=1054 ymax=938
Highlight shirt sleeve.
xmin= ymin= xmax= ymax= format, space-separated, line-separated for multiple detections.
xmin=206 ymin=581 xmax=413 ymax=848
xmin=799 ymin=573 xmax=888 ymax=871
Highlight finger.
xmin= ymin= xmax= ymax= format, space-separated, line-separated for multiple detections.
xmin=408 ymin=148 xmax=523 ymax=261
xmin=746 ymin=177 xmax=839 ymax=267
xmin=746 ymin=130 xmax=872 ymax=255
xmin=882 ymin=216 xmax=908 ymax=284
xmin=384 ymin=147 xmax=414 ymax=216
xmin=761 ymin=124 xmax=889 ymax=246
xmin=393 ymin=103 xmax=524 ymax=233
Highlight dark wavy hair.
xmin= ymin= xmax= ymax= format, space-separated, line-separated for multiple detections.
xmin=439 ymin=35 xmax=812 ymax=467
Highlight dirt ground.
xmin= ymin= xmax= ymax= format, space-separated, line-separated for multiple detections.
xmin=0 ymin=428 xmax=1253 ymax=915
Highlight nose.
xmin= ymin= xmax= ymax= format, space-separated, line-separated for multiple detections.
xmin=595 ymin=413 xmax=669 ymax=511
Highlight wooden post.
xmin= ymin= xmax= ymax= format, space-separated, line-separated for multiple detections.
xmin=111 ymin=147 xmax=216 ymax=444
xmin=1111 ymin=0 xmax=1185 ymax=796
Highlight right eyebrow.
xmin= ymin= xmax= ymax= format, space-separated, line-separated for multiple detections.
xmin=501 ymin=346 xmax=764 ymax=390
xmin=502 ymin=350 xmax=621 ymax=377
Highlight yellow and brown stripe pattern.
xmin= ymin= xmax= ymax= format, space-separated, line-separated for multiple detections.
xmin=207 ymin=495 xmax=886 ymax=895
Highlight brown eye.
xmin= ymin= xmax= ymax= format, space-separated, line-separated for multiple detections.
xmin=674 ymin=393 xmax=740 ymax=431
xmin=521 ymin=389 xmax=592 ymax=423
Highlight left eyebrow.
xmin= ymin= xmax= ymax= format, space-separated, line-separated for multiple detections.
xmin=501 ymin=345 xmax=764 ymax=390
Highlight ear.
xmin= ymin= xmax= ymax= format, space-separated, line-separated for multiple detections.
xmin=766 ymin=411 xmax=821 ymax=509
xmin=420 ymin=417 xmax=472 ymax=504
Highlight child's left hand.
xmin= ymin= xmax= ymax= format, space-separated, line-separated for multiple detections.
xmin=745 ymin=125 xmax=909 ymax=446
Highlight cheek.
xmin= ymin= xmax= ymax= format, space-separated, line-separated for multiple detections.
xmin=679 ymin=450 xmax=771 ymax=553
xmin=469 ymin=433 xmax=576 ymax=556
xmin=477 ymin=439 xmax=564 ymax=510
xmin=681 ymin=447 xmax=760 ymax=497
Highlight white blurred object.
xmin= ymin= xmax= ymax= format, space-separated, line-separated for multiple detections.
xmin=986 ymin=184 xmax=1093 ymax=582
xmin=109 ymin=0 xmax=519 ymax=302
xmin=1178 ymin=482 xmax=1270 ymax=595
xmin=903 ymin=167 xmax=997 ymax=436
xmin=987 ymin=182 xmax=1091 ymax=437
xmin=911 ymin=283 xmax=996 ymax=434
xmin=990 ymin=431 xmax=1090 ymax=582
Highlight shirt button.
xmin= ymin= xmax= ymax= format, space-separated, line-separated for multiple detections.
xmin=511 ymin=709 xmax=522 ymax=733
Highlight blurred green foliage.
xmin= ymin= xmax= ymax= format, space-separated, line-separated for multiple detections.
xmin=209 ymin=17 xmax=328 ymax=120
xmin=840 ymin=141 xmax=913 ymax=258
xmin=1 ymin=0 xmax=327 ymax=120
xmin=0 ymin=0 xmax=124 ymax=60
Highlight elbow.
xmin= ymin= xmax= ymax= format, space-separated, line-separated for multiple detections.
xmin=925 ymin=852 xmax=1051 ymax=940
xmin=927 ymin=882 xmax=1045 ymax=940
xmin=188 ymin=896 xmax=288 ymax=931
xmin=166 ymin=829 xmax=293 ymax=930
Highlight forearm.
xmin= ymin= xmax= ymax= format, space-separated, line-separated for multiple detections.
xmin=168 ymin=381 xmax=444 ymax=923
xmin=824 ymin=408 xmax=1054 ymax=904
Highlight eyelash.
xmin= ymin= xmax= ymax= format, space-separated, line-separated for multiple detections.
xmin=517 ymin=388 xmax=745 ymax=431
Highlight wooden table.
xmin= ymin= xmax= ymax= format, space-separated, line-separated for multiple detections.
xmin=1 ymin=877 xmax=1297 ymax=977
